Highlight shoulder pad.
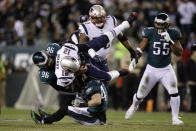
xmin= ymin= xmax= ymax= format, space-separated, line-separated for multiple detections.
xmin=46 ymin=43 xmax=61 ymax=57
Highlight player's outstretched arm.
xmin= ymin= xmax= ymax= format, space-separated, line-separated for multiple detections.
xmin=129 ymin=37 xmax=148 ymax=71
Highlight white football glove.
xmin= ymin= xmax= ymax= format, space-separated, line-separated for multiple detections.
xmin=129 ymin=58 xmax=136 ymax=71
xmin=161 ymin=32 xmax=174 ymax=44
xmin=71 ymin=99 xmax=81 ymax=107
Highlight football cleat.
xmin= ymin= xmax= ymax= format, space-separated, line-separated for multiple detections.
xmin=172 ymin=117 xmax=184 ymax=125
xmin=125 ymin=105 xmax=138 ymax=120
xmin=31 ymin=110 xmax=43 ymax=124
xmin=127 ymin=12 xmax=137 ymax=25
xmin=38 ymin=108 xmax=50 ymax=118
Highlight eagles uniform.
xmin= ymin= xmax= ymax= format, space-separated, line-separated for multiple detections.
xmin=67 ymin=80 xmax=108 ymax=125
xmin=79 ymin=15 xmax=117 ymax=71
xmin=125 ymin=13 xmax=184 ymax=125
xmin=137 ymin=27 xmax=182 ymax=99
xmin=38 ymin=43 xmax=66 ymax=91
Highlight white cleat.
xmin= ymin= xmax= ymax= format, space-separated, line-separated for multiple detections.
xmin=172 ymin=117 xmax=184 ymax=125
xmin=125 ymin=105 xmax=137 ymax=120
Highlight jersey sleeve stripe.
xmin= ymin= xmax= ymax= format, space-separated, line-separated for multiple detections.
xmin=111 ymin=16 xmax=116 ymax=26
xmin=81 ymin=24 xmax=88 ymax=35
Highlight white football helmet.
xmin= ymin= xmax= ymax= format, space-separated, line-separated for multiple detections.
xmin=154 ymin=13 xmax=170 ymax=34
xmin=89 ymin=5 xmax=106 ymax=28
xmin=60 ymin=56 xmax=81 ymax=73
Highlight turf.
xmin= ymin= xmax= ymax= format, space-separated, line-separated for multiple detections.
xmin=0 ymin=108 xmax=196 ymax=131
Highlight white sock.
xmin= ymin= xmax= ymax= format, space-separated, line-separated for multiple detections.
xmin=107 ymin=70 xmax=120 ymax=81
xmin=132 ymin=93 xmax=142 ymax=107
xmin=170 ymin=96 xmax=180 ymax=119
xmin=104 ymin=21 xmax=130 ymax=42
xmin=113 ymin=21 xmax=130 ymax=35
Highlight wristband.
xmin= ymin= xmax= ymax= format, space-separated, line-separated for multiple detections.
xmin=169 ymin=40 xmax=174 ymax=45
xmin=136 ymin=47 xmax=143 ymax=54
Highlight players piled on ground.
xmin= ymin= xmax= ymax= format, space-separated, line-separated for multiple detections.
xmin=31 ymin=4 xmax=184 ymax=126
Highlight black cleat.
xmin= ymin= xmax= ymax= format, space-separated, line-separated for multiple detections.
xmin=31 ymin=110 xmax=43 ymax=124
xmin=38 ymin=108 xmax=51 ymax=118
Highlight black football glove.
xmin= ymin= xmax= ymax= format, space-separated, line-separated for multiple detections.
xmin=128 ymin=48 xmax=139 ymax=64
xmin=119 ymin=69 xmax=129 ymax=77
xmin=127 ymin=12 xmax=137 ymax=25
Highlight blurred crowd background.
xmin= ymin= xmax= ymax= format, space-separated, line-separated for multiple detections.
xmin=0 ymin=0 xmax=196 ymax=112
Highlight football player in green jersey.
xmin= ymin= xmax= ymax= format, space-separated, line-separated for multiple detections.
xmin=125 ymin=13 xmax=184 ymax=125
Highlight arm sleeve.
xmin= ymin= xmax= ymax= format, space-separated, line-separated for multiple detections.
xmin=78 ymin=24 xmax=86 ymax=35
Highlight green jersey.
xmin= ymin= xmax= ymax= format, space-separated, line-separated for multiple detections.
xmin=142 ymin=27 xmax=181 ymax=68
xmin=84 ymin=80 xmax=108 ymax=114
xmin=39 ymin=68 xmax=56 ymax=84
xmin=39 ymin=43 xmax=61 ymax=85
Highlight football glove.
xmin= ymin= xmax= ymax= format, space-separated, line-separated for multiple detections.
xmin=129 ymin=58 xmax=137 ymax=71
xmin=161 ymin=32 xmax=174 ymax=44
xmin=31 ymin=110 xmax=44 ymax=124
xmin=119 ymin=69 xmax=129 ymax=77
xmin=127 ymin=12 xmax=137 ymax=25
xmin=71 ymin=97 xmax=88 ymax=107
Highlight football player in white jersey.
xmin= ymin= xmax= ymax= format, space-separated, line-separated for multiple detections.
xmin=78 ymin=4 xmax=137 ymax=124
xmin=79 ymin=5 xmax=138 ymax=73
xmin=125 ymin=13 xmax=184 ymax=125
xmin=31 ymin=13 xmax=137 ymax=125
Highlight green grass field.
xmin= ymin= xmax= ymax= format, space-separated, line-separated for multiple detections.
xmin=0 ymin=108 xmax=196 ymax=131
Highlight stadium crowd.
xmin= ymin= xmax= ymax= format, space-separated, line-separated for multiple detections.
xmin=0 ymin=0 xmax=196 ymax=112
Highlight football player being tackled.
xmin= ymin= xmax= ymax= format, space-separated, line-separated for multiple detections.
xmin=31 ymin=12 xmax=137 ymax=125
xmin=125 ymin=13 xmax=184 ymax=125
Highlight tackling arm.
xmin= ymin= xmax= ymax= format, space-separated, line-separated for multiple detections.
xmin=88 ymin=93 xmax=102 ymax=107
xmin=79 ymin=33 xmax=89 ymax=44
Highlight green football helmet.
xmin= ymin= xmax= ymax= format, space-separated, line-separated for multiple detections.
xmin=32 ymin=50 xmax=49 ymax=68
xmin=154 ymin=13 xmax=170 ymax=34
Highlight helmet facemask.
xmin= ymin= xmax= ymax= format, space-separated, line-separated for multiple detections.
xmin=154 ymin=13 xmax=169 ymax=34
xmin=89 ymin=5 xmax=106 ymax=28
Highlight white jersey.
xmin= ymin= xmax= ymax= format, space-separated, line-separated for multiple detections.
xmin=55 ymin=43 xmax=80 ymax=87
xmin=79 ymin=15 xmax=117 ymax=59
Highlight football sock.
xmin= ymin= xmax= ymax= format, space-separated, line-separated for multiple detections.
xmin=104 ymin=21 xmax=130 ymax=42
xmin=43 ymin=106 xmax=68 ymax=124
xmin=132 ymin=94 xmax=142 ymax=107
xmin=170 ymin=96 xmax=180 ymax=119
xmin=113 ymin=21 xmax=130 ymax=35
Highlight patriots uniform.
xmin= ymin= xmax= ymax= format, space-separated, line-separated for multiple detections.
xmin=79 ymin=16 xmax=117 ymax=59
